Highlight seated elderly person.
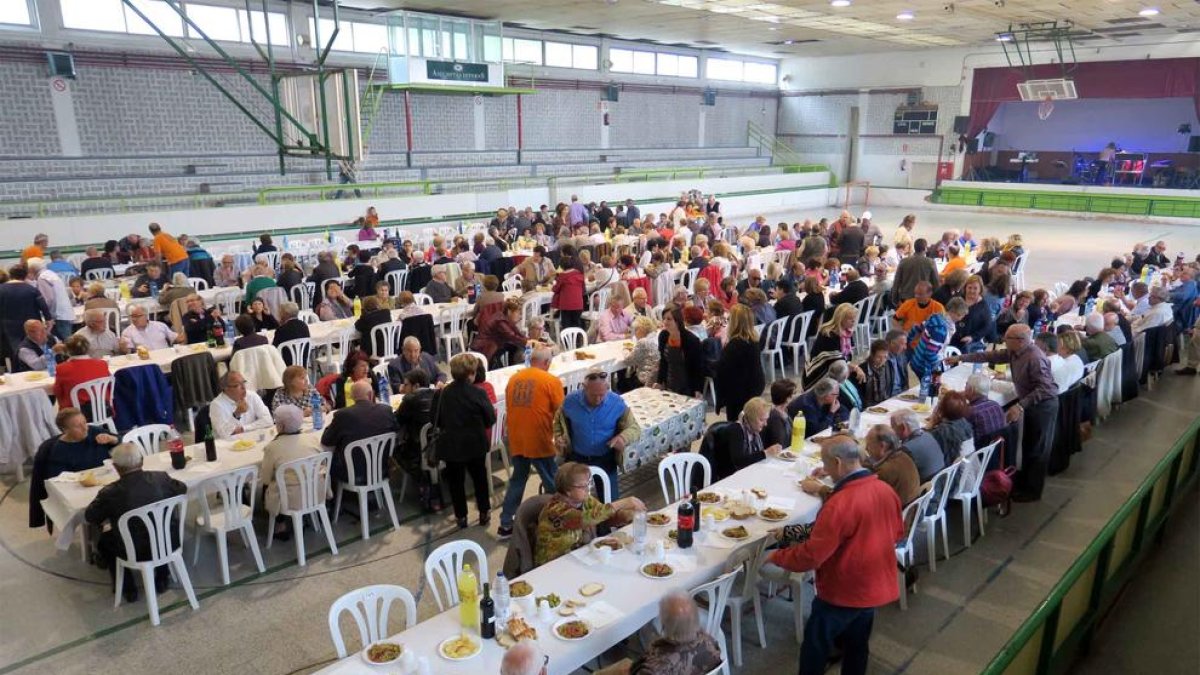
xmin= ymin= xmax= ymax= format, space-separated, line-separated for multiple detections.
xmin=15 ymin=319 xmax=64 ymax=373
xmin=595 ymin=592 xmax=723 ymax=675
xmin=926 ymin=390 xmax=975 ymax=465
xmin=1037 ymin=331 xmax=1085 ymax=394
xmin=628 ymin=287 xmax=651 ymax=319
xmin=422 ymin=265 xmax=454 ymax=304
xmin=208 ymin=371 xmax=274 ymax=438
xmin=1132 ymin=286 xmax=1174 ymax=333
xmin=259 ymin=404 xmax=321 ymax=541
xmin=84 ymin=443 xmax=186 ymax=602
xmin=471 ymin=298 xmax=528 ymax=369
xmin=157 ymin=272 xmax=193 ymax=307
xmin=73 ymin=309 xmax=127 ymax=357
xmin=395 ymin=291 xmax=427 ymax=319
xmin=712 ymin=397 xmax=783 ymax=477
xmin=1103 ymin=311 xmax=1127 ymax=347
xmin=500 ymin=642 xmax=548 ymax=675
xmin=214 ymin=254 xmax=240 ymax=288
xmin=854 ymin=339 xmax=893 ymax=408
xmin=121 ymin=305 xmax=184 ymax=351
xmin=554 ymin=368 xmax=642 ymax=499
xmin=320 ymin=380 xmax=399 ymax=485
xmin=890 ymin=407 xmax=944 ymax=482
xmin=30 ymin=407 xmax=120 ymax=529
xmin=798 ymin=426 xmax=920 ymax=505
xmin=130 ymin=262 xmax=165 ymax=298
xmin=1081 ymin=312 xmax=1119 ymax=362
xmin=179 ymin=294 xmax=223 ymax=345
xmin=386 ymin=336 xmax=446 ymax=391
xmin=786 ymin=378 xmax=850 ymax=437
xmin=526 ymin=316 xmax=556 ymax=353
xmin=826 ymin=359 xmax=863 ymax=411
xmin=744 ymin=287 xmax=776 ymax=328
xmin=965 ymin=372 xmax=1006 ymax=442
xmin=597 ymin=296 xmax=633 ymax=342
xmin=533 ymin=461 xmax=645 ymax=566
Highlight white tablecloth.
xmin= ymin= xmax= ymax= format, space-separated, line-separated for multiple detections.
xmin=621 ymin=388 xmax=707 ymax=470
xmin=0 ymin=389 xmax=57 ymax=473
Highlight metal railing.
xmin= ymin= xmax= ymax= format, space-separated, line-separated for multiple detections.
xmin=934 ymin=186 xmax=1200 ymax=219
xmin=748 ymin=121 xmax=837 ymax=188
xmin=982 ymin=415 xmax=1199 ymax=675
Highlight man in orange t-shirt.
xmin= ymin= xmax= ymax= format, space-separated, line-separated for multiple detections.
xmin=21 ymin=233 xmax=48 ymax=263
xmin=893 ymin=280 xmax=944 ymax=332
xmin=148 ymin=222 xmax=189 ymax=277
xmin=498 ymin=344 xmax=565 ymax=538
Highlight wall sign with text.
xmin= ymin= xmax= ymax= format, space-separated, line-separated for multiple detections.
xmin=426 ymin=60 xmax=489 ymax=83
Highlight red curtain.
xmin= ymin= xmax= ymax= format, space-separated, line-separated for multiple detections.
xmin=967 ymin=57 xmax=1200 ymax=138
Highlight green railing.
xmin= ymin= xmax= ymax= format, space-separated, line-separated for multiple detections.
xmin=747 ymin=121 xmax=837 ymax=187
xmin=933 ymin=185 xmax=1200 ymax=219
xmin=982 ymin=416 xmax=1200 ymax=675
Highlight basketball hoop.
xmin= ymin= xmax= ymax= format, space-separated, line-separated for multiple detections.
xmin=1037 ymin=94 xmax=1055 ymax=120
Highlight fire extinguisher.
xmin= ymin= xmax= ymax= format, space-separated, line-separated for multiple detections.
xmin=900 ymin=158 xmax=908 ymax=172
xmin=603 ymin=112 xmax=610 ymax=126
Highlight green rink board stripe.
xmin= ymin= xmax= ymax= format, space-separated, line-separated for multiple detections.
xmin=934 ymin=186 xmax=1200 ymax=218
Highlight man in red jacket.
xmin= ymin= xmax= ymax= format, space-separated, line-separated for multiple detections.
xmin=769 ymin=436 xmax=904 ymax=675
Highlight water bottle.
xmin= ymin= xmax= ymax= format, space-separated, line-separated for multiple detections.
xmin=376 ymin=375 xmax=391 ymax=405
xmin=524 ymin=343 xmax=533 ymax=367
xmin=493 ymin=572 xmax=510 ymax=624
xmin=310 ymin=391 xmax=325 ymax=430
xmin=632 ymin=511 xmax=648 ymax=556
xmin=848 ymin=408 xmax=861 ymax=436
xmin=44 ymin=345 xmax=56 ymax=377
xmin=150 ymin=281 xmax=159 ymax=299
xmin=1085 ymin=297 xmax=1096 ymax=316
xmin=973 ymin=362 xmax=983 ymax=374
xmin=919 ymin=373 xmax=932 ymax=404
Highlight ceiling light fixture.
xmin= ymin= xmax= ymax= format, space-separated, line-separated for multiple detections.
xmin=896 ymin=10 xmax=915 ymax=20
xmin=1138 ymin=7 xmax=1160 ymax=17
xmin=995 ymin=32 xmax=1014 ymax=42
xmin=783 ymin=39 xmax=796 ymax=44
xmin=830 ymin=0 xmax=852 ymax=7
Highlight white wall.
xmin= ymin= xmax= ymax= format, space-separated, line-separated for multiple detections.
xmin=1 ymin=172 xmax=832 ymax=252
xmin=986 ymin=97 xmax=1199 ymax=154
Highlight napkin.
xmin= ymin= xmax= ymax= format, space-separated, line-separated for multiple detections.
xmin=569 ymin=546 xmax=601 ymax=567
xmin=576 ymin=601 xmax=622 ymax=630
xmin=764 ymin=496 xmax=797 ymax=512
xmin=180 ymin=462 xmax=220 ymax=474
xmin=697 ymin=534 xmax=737 ymax=550
xmin=50 ymin=471 xmax=80 ymax=483
xmin=663 ymin=554 xmax=698 ymax=573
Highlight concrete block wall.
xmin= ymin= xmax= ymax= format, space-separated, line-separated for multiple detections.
xmin=0 ymin=62 xmax=60 ymax=156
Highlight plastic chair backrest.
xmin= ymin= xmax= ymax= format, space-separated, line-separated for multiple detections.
xmin=649 ymin=305 xmax=665 ymax=324
xmin=682 ymin=268 xmax=700 ymax=294
xmin=589 ymin=287 xmax=612 ymax=314
xmin=958 ymin=439 xmax=999 ymax=498
xmin=116 ymin=493 xmax=188 ymax=564
xmin=502 ymin=276 xmax=523 ymax=292
xmin=289 ymin=284 xmax=313 ymax=311
xmin=782 ymin=312 xmax=813 ymax=347
xmin=328 ymin=584 xmax=418 ymax=659
xmin=277 ymin=337 xmax=312 ymax=369
xmin=927 ymin=461 xmax=961 ymax=517
xmin=559 ymin=327 xmax=588 ymax=352
xmin=122 ymin=424 xmax=171 ymax=458
xmin=98 ymin=307 xmax=120 ymax=335
xmin=442 ymin=304 xmax=468 ymax=334
xmin=297 ymin=310 xmax=319 ymax=325
xmin=275 ymin=451 xmax=333 ymax=515
xmin=465 ymin=351 xmax=490 ymax=372
xmin=690 ymin=569 xmax=739 ymax=638
xmin=187 ymin=277 xmax=209 ymax=291
xmin=941 ymin=345 xmax=962 ymax=361
xmin=70 ymin=376 xmax=115 ymax=428
xmin=762 ymin=317 xmax=787 ymax=352
xmin=369 ymin=321 xmax=405 ymax=360
xmin=424 ymin=540 xmax=489 ymax=611
xmin=85 ymin=268 xmax=114 ymax=280
xmin=215 ymin=289 xmax=241 ymax=319
xmin=897 ymin=487 xmax=934 ymax=555
xmin=589 ymin=465 xmax=612 ymax=504
xmin=658 ymin=453 xmax=712 ymax=504
xmin=491 ymin=400 xmax=507 ymax=448
xmin=343 ymin=433 xmax=394 ymax=488
xmin=196 ymin=465 xmax=258 ymax=530
xmin=385 ymin=270 xmax=409 ymax=296
xmin=258 ymin=251 xmax=281 ymax=271
xmin=412 ymin=292 xmax=434 ymax=306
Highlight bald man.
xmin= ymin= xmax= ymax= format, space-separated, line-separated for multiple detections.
xmin=948 ymin=324 xmax=1059 ymax=501
xmin=320 ymin=380 xmax=399 ymax=485
xmin=500 ymin=641 xmax=547 ymax=675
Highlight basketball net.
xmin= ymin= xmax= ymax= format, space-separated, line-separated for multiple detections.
xmin=1037 ymin=95 xmax=1055 ymax=121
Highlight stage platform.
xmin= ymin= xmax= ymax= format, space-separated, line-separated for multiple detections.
xmin=933 ymin=180 xmax=1200 ymax=218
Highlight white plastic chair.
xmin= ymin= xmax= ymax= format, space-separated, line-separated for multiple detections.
xmin=464 ymin=350 xmax=490 ymax=371
xmin=258 ymin=251 xmax=281 ymax=271
xmin=192 ymin=466 xmax=266 ymax=586
xmin=781 ymin=311 xmax=814 ymax=378
xmin=96 ymin=306 xmax=121 ymax=335
xmin=277 ymin=337 xmax=312 ymax=371
xmin=122 ymin=424 xmax=171 ymax=458
xmin=85 ymin=268 xmax=114 ymax=280
xmin=424 ymin=540 xmax=488 ymax=611
xmin=412 ymin=292 xmax=434 ymax=306
xmin=896 ymin=487 xmax=935 ymax=610
xmin=688 ymin=569 xmax=738 ymax=675
xmin=486 ymin=401 xmax=513 ymax=508
xmin=658 ymin=453 xmax=712 ymax=504
xmin=681 ymin=267 xmax=700 ymax=294
xmin=112 ymin=494 xmax=199 ymax=626
xmin=724 ymin=538 xmax=768 ymax=667
xmin=1012 ymin=252 xmax=1029 ymax=291
xmin=297 ymin=309 xmax=319 ymax=325
xmin=368 ymin=320 xmax=405 ymax=361
xmin=266 ymin=451 xmax=339 ymax=567
xmin=214 ymin=289 xmax=241 ymax=319
xmin=941 ymin=345 xmax=962 ymax=362
xmin=582 ymin=287 xmax=612 ymax=328
xmin=502 ymin=276 xmax=523 ymax=292
xmin=328 ymin=584 xmax=418 ymax=659
xmin=760 ymin=317 xmax=788 ymax=382
xmin=317 ymin=327 xmax=355 ymax=376
xmin=588 ymin=465 xmax=612 ymax=504
xmin=852 ymin=295 xmax=876 ymax=355
xmin=559 ymin=327 xmax=588 ymax=353
xmin=774 ymin=249 xmax=793 ymax=269
xmin=187 ymin=277 xmax=209 ymax=291
xmin=290 ymin=283 xmax=313 ymax=312
xmin=438 ymin=304 xmax=469 ymax=358
xmin=922 ymin=461 xmax=961 ymax=572
xmin=70 ymin=376 xmax=116 ymax=433
xmin=385 ymin=269 xmax=409 ymax=297
xmin=952 ymin=439 xmax=1000 ymax=547
xmin=333 ymin=433 xmax=401 ymax=541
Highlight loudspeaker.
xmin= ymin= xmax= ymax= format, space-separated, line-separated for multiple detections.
xmin=1189 ymin=135 xmax=1200 ymax=153
xmin=965 ymin=138 xmax=979 ymax=155
xmin=604 ymin=84 xmax=619 ymax=102
xmin=46 ymin=51 xmax=76 ymax=79
xmin=982 ymin=131 xmax=995 ymax=149
xmin=702 ymin=89 xmax=717 ymax=106
xmin=952 ymin=115 xmax=970 ymax=134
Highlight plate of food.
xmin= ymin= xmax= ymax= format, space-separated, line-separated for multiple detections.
xmin=25 ymin=372 xmax=48 ymax=382
xmin=592 ymin=537 xmax=623 ymax=551
xmin=759 ymin=507 xmax=789 ymax=522
xmin=776 ymin=450 xmax=799 ymax=461
xmin=510 ymin=580 xmax=533 ymax=598
xmin=498 ymin=616 xmax=538 ymax=646
xmin=696 ymin=491 xmax=722 ymax=504
xmin=701 ymin=506 xmax=729 ymax=521
xmin=554 ymin=619 xmax=592 ymax=641
xmin=535 ymin=593 xmax=561 ymax=609
xmin=667 ymin=528 xmax=678 ymax=540
xmin=580 ymin=582 xmax=604 ymax=597
xmin=640 ymin=562 xmax=675 ymax=579
xmin=911 ymin=403 xmax=932 ymax=414
xmin=750 ymin=487 xmax=767 ymax=499
xmin=867 ymin=406 xmax=889 ymax=414
xmin=898 ymin=393 xmax=922 ymax=402
xmin=231 ymin=439 xmax=256 ymax=451
xmin=439 ymin=635 xmax=480 ymax=661
xmin=721 ymin=525 xmax=751 ymax=541
xmin=728 ymin=503 xmax=757 ymax=520
xmin=574 ymin=350 xmax=596 ymax=360
xmin=361 ymin=641 xmax=404 ymax=666
xmin=647 ymin=512 xmax=671 ymax=526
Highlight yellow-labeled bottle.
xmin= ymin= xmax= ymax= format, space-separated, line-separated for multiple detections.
xmin=790 ymin=415 xmax=806 ymax=452
xmin=458 ymin=564 xmax=479 ymax=630
xmin=352 ymin=296 xmax=362 ymax=317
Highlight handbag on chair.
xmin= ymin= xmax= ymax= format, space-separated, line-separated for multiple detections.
xmin=980 ymin=438 xmax=1015 ymax=515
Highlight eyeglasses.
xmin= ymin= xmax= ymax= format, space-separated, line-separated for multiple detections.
xmin=585 ymin=372 xmax=609 ymax=381
xmin=571 ymin=483 xmax=592 ymax=491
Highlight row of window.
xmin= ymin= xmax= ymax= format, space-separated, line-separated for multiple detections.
xmin=0 ymin=0 xmax=777 ymax=84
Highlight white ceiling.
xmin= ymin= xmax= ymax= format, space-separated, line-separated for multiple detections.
xmin=337 ymin=0 xmax=1200 ymax=58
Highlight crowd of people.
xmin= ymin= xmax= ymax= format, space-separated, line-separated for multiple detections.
xmin=10 ymin=196 xmax=1199 ymax=675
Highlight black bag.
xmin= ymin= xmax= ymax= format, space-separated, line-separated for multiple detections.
xmin=423 ymin=391 xmax=445 ymax=467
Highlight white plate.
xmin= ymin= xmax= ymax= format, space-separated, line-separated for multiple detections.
xmin=719 ymin=528 xmax=751 ymax=542
xmin=775 ymin=451 xmax=800 ymax=462
xmin=437 ymin=636 xmax=481 ymax=661
xmin=360 ymin=641 xmax=405 ymax=666
xmin=639 ymin=562 xmax=676 ymax=579
xmin=646 ymin=514 xmax=673 ymax=527
xmin=758 ymin=510 xmax=789 ymax=522
xmin=552 ymin=618 xmax=593 ymax=641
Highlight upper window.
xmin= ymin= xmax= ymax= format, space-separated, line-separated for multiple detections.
xmin=543 ymin=41 xmax=597 ymax=70
xmin=610 ymin=47 xmax=697 ymax=78
xmin=743 ymin=61 xmax=778 ymax=85
xmin=707 ymin=56 xmax=776 ymax=84
xmin=502 ymin=37 xmax=543 ymax=65
xmin=0 ymin=0 xmax=35 ymax=27
xmin=60 ymin=1 xmax=288 ymax=45
xmin=706 ymin=58 xmax=743 ymax=82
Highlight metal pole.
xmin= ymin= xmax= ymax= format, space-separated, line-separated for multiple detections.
xmin=404 ymin=90 xmax=414 ymax=168
xmin=312 ymin=0 xmax=338 ymax=179
xmin=516 ymin=93 xmax=524 ymax=165
xmin=255 ymin=0 xmax=287 ymax=176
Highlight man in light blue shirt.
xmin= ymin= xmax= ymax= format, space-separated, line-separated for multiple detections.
xmin=568 ymin=194 xmax=587 ymax=226
xmin=46 ymin=251 xmax=79 ymax=277
xmin=553 ymin=368 xmax=640 ymax=500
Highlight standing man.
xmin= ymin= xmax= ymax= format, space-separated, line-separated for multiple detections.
xmin=624 ymin=198 xmax=641 ymax=225
xmin=148 ymin=222 xmax=190 ymax=278
xmin=568 ymin=194 xmax=587 ymax=226
xmin=497 ymin=345 xmax=565 ymax=538
xmin=890 ymin=238 xmax=939 ymax=305
xmin=768 ymin=437 xmax=904 ymax=675
xmin=554 ymin=367 xmax=641 ymax=500
xmin=27 ymin=257 xmax=75 ymax=342
xmin=22 ymin=233 xmax=49 ymax=263
xmin=948 ymin=324 xmax=1059 ymax=502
